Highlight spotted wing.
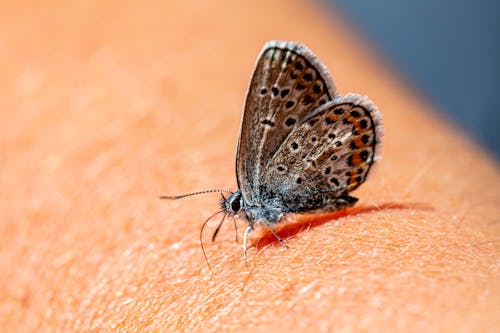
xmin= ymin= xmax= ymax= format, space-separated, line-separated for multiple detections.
xmin=236 ymin=41 xmax=336 ymax=206
xmin=260 ymin=94 xmax=383 ymax=213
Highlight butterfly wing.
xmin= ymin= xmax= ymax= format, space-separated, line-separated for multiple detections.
xmin=236 ymin=41 xmax=336 ymax=206
xmin=260 ymin=94 xmax=383 ymax=213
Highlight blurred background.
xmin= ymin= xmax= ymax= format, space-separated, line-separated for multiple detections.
xmin=329 ymin=0 xmax=500 ymax=158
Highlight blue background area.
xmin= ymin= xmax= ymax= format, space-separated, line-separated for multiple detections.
xmin=330 ymin=0 xmax=500 ymax=158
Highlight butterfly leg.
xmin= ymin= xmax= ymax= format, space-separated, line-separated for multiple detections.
xmin=264 ymin=223 xmax=289 ymax=249
xmin=211 ymin=213 xmax=227 ymax=242
xmin=232 ymin=216 xmax=239 ymax=243
xmin=243 ymin=225 xmax=253 ymax=266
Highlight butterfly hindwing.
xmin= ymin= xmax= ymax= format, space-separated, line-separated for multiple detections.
xmin=236 ymin=41 xmax=336 ymax=205
xmin=260 ymin=94 xmax=383 ymax=213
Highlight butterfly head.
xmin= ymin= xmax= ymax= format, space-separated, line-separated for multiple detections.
xmin=220 ymin=190 xmax=243 ymax=216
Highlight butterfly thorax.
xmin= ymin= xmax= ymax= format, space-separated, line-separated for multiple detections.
xmin=220 ymin=189 xmax=284 ymax=225
xmin=243 ymin=204 xmax=284 ymax=225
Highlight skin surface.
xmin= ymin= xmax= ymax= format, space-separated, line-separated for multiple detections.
xmin=1 ymin=1 xmax=499 ymax=332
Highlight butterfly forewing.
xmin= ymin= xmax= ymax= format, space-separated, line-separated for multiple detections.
xmin=236 ymin=41 xmax=337 ymax=205
xmin=260 ymin=94 xmax=382 ymax=213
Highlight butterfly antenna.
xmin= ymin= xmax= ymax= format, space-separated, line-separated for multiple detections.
xmin=200 ymin=209 xmax=225 ymax=269
xmin=160 ymin=189 xmax=231 ymax=200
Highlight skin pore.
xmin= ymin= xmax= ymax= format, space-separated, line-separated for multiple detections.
xmin=1 ymin=1 xmax=498 ymax=331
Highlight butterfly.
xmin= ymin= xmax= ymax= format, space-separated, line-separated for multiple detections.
xmin=162 ymin=40 xmax=383 ymax=266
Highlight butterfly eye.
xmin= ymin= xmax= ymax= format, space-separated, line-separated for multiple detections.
xmin=231 ymin=198 xmax=241 ymax=212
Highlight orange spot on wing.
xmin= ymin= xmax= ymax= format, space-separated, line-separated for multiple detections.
xmin=326 ymin=115 xmax=337 ymax=123
xmin=350 ymin=152 xmax=364 ymax=166
xmin=345 ymin=115 xmax=354 ymax=124
xmin=348 ymin=177 xmax=358 ymax=188
xmin=353 ymin=121 xmax=364 ymax=134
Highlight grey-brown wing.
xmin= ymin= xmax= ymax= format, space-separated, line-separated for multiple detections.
xmin=236 ymin=41 xmax=336 ymax=205
xmin=260 ymin=94 xmax=383 ymax=213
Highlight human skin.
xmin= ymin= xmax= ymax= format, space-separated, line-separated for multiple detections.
xmin=0 ymin=1 xmax=499 ymax=332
